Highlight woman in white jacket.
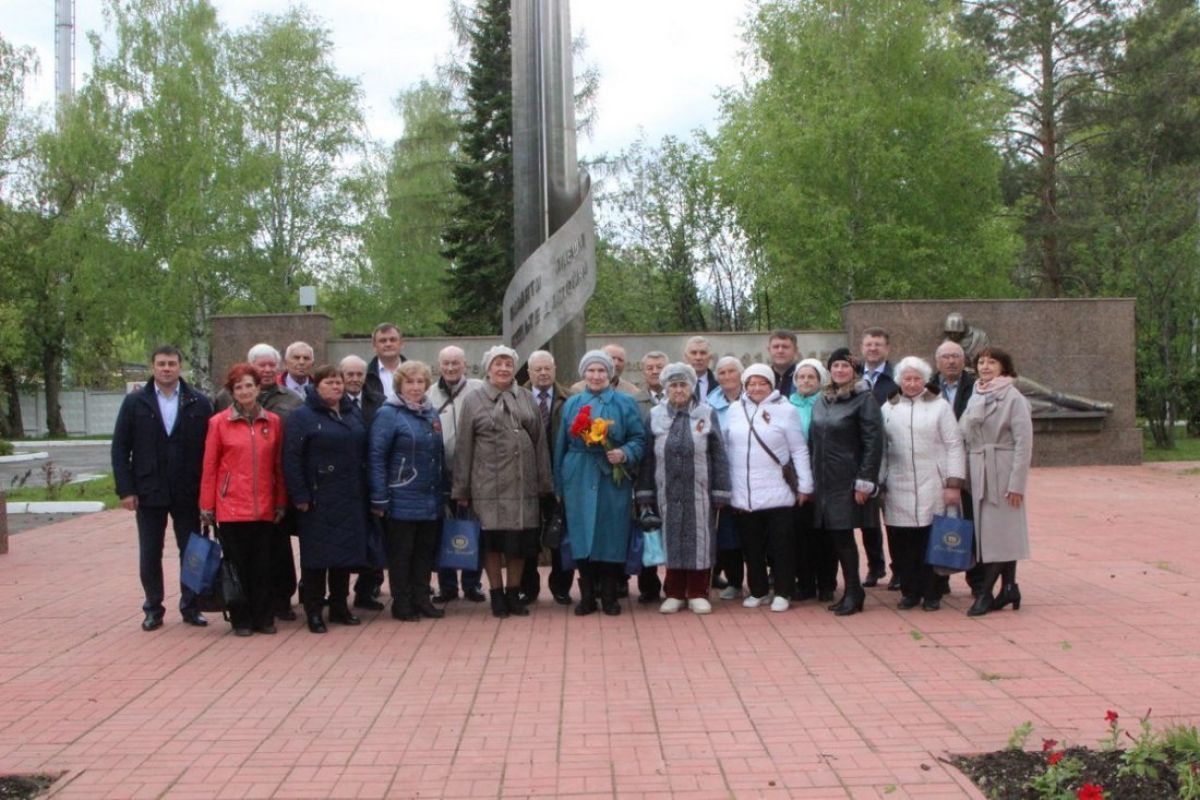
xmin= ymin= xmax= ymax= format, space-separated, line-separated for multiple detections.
xmin=880 ymin=357 xmax=965 ymax=611
xmin=724 ymin=364 xmax=814 ymax=611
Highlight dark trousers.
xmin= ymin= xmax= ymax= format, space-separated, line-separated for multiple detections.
xmin=637 ymin=565 xmax=662 ymax=598
xmin=301 ymin=567 xmax=350 ymax=614
xmin=353 ymin=519 xmax=385 ymax=600
xmin=794 ymin=503 xmax=837 ymax=597
xmin=715 ymin=548 xmax=744 ymax=591
xmin=386 ymin=519 xmax=439 ymax=610
xmin=889 ymin=525 xmax=935 ymax=601
xmin=861 ymin=524 xmax=887 ymax=576
xmin=437 ymin=568 xmax=482 ymax=594
xmin=136 ymin=502 xmax=200 ymax=617
xmin=664 ymin=569 xmax=709 ymax=599
xmin=271 ymin=510 xmax=298 ymax=613
xmin=828 ymin=528 xmax=863 ymax=595
xmin=219 ymin=521 xmax=273 ymax=629
xmin=737 ymin=507 xmax=796 ymax=600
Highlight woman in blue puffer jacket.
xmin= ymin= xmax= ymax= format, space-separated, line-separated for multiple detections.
xmin=368 ymin=360 xmax=448 ymax=622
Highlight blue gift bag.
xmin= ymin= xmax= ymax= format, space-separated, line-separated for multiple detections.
xmin=181 ymin=529 xmax=222 ymax=594
xmin=438 ymin=513 xmax=481 ymax=571
xmin=925 ymin=510 xmax=975 ymax=573
xmin=625 ymin=522 xmax=644 ymax=576
xmin=641 ymin=529 xmax=666 ymax=567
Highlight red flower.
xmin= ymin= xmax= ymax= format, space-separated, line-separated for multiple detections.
xmin=1041 ymin=738 xmax=1058 ymax=752
xmin=569 ymin=405 xmax=592 ymax=437
xmin=1078 ymin=783 xmax=1105 ymax=800
xmin=1047 ymin=751 xmax=1064 ymax=766
xmin=1105 ymin=710 xmax=1119 ymax=724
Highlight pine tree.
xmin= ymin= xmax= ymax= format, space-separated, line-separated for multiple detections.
xmin=441 ymin=0 xmax=513 ymax=336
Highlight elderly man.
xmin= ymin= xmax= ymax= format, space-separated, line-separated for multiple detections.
xmin=364 ymin=323 xmax=406 ymax=403
xmin=684 ymin=336 xmax=717 ymax=401
xmin=935 ymin=340 xmax=973 ymax=419
xmin=519 ymin=350 xmax=574 ymax=605
xmin=570 ymin=343 xmax=639 ymax=396
xmin=428 ymin=345 xmax=486 ymax=603
xmin=112 ymin=346 xmax=213 ymax=631
xmin=340 ymin=354 xmax=383 ymax=424
xmin=768 ymin=330 xmax=799 ymax=397
xmin=634 ymin=351 xmax=669 ymax=418
xmin=279 ymin=341 xmax=315 ymax=398
xmin=214 ymin=343 xmax=302 ymax=417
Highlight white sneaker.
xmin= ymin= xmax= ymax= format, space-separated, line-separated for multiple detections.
xmin=659 ymin=597 xmax=684 ymax=614
xmin=688 ymin=598 xmax=713 ymax=614
xmin=743 ymin=595 xmax=769 ymax=608
xmin=770 ymin=596 xmax=790 ymax=612
xmin=719 ymin=586 xmax=740 ymax=601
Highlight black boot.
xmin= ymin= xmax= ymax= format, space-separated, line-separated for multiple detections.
xmin=329 ymin=603 xmax=361 ymax=626
xmin=391 ymin=593 xmax=418 ymax=621
xmin=575 ymin=564 xmax=598 ymax=616
xmin=991 ymin=563 xmax=1021 ymax=610
xmin=829 ymin=531 xmax=863 ymax=614
xmin=505 ymin=587 xmax=530 ymax=616
xmin=968 ymin=563 xmax=1001 ymax=617
xmin=306 ymin=611 xmax=327 ymax=633
xmin=490 ymin=588 xmax=509 ymax=618
xmin=412 ymin=589 xmax=445 ymax=619
xmin=600 ymin=570 xmax=621 ymax=616
xmin=832 ymin=586 xmax=865 ymax=616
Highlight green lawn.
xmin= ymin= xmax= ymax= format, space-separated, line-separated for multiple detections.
xmin=1142 ymin=431 xmax=1200 ymax=463
xmin=3 ymin=473 xmax=120 ymax=509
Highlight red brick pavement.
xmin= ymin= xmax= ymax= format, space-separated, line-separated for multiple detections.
xmin=1 ymin=463 xmax=1198 ymax=799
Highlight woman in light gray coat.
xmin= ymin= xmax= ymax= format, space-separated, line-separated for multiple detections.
xmin=636 ymin=364 xmax=731 ymax=615
xmin=452 ymin=346 xmax=552 ymax=618
xmin=960 ymin=347 xmax=1032 ymax=617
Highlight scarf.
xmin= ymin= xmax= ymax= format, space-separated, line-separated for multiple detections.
xmin=974 ymin=375 xmax=1014 ymax=397
xmin=788 ymin=392 xmax=819 ymax=438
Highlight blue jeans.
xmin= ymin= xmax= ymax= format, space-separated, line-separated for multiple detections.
xmin=136 ymin=503 xmax=199 ymax=617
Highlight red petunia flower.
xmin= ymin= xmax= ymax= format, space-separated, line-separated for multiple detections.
xmin=1078 ymin=783 xmax=1105 ymax=800
xmin=1047 ymin=751 xmax=1064 ymax=766
xmin=1105 ymin=710 xmax=1119 ymax=724
xmin=1041 ymin=738 xmax=1058 ymax=752
xmin=569 ymin=405 xmax=592 ymax=437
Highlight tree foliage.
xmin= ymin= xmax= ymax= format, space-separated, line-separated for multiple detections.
xmin=716 ymin=0 xmax=1018 ymax=330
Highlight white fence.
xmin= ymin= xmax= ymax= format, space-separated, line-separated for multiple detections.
xmin=18 ymin=390 xmax=126 ymax=437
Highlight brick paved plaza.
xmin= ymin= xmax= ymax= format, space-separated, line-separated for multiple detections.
xmin=1 ymin=462 xmax=1198 ymax=799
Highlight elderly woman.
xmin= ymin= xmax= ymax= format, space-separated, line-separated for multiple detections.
xmin=283 ymin=364 xmax=379 ymax=633
xmin=960 ymin=347 xmax=1032 ymax=617
xmin=636 ymin=363 xmax=731 ymax=614
xmin=809 ymin=348 xmax=884 ymax=616
xmin=555 ymin=350 xmax=647 ymax=616
xmin=369 ymin=360 xmax=447 ymax=622
xmin=879 ymin=356 xmax=966 ymax=612
xmin=200 ymin=363 xmax=287 ymax=637
xmin=453 ymin=345 xmax=552 ymax=618
xmin=724 ymin=364 xmax=814 ymax=612
xmin=789 ymin=358 xmax=838 ymax=604
xmin=707 ymin=355 xmax=745 ymax=600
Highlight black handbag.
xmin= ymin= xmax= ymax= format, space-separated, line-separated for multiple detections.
xmin=542 ymin=502 xmax=566 ymax=549
xmin=197 ymin=528 xmax=247 ymax=617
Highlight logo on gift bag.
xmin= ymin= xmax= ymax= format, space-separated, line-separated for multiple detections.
xmin=943 ymin=533 xmax=961 ymax=547
xmin=451 ymin=534 xmax=469 ymax=550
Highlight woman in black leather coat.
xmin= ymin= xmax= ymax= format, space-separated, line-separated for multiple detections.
xmin=809 ymin=348 xmax=884 ymax=616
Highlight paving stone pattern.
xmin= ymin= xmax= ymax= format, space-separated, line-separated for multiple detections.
xmin=1 ymin=464 xmax=1198 ymax=799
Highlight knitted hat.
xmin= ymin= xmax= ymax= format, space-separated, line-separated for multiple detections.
xmin=480 ymin=345 xmax=518 ymax=374
xmin=577 ymin=349 xmax=615 ymax=379
xmin=826 ymin=347 xmax=857 ymax=372
xmin=661 ymin=362 xmax=697 ymax=388
xmin=741 ymin=363 xmax=775 ymax=388
xmin=795 ymin=357 xmax=830 ymax=387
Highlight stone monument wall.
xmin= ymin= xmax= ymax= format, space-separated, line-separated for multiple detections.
xmin=210 ymin=313 xmax=334 ymax=388
xmin=843 ymin=299 xmax=1141 ymax=467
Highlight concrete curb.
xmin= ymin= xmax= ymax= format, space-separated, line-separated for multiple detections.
xmin=5 ymin=501 xmax=107 ymax=514
xmin=11 ymin=440 xmax=112 ymax=448
xmin=0 ymin=451 xmax=50 ymax=463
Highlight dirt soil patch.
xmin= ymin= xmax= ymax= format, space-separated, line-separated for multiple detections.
xmin=953 ymin=748 xmax=1186 ymax=798
xmin=0 ymin=774 xmax=57 ymax=800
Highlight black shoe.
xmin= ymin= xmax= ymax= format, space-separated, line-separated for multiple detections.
xmin=862 ymin=570 xmax=885 ymax=588
xmin=490 ymin=589 xmax=510 ymax=619
xmin=505 ymin=588 xmax=530 ymax=617
xmin=552 ymin=593 xmax=572 ymax=606
xmin=602 ymin=600 xmax=621 ymax=616
xmin=967 ymin=591 xmax=993 ymax=617
xmin=464 ymin=587 xmax=487 ymax=603
xmin=413 ymin=595 xmax=445 ymax=619
xmin=636 ymin=592 xmax=660 ymax=605
xmin=254 ymin=623 xmax=277 ymax=634
xmin=616 ymin=584 xmax=629 ymax=599
xmin=354 ymin=597 xmax=385 ymax=611
xmin=922 ymin=598 xmax=941 ymax=611
xmin=329 ymin=607 xmax=361 ymax=626
xmin=991 ymin=583 xmax=1021 ymax=611
xmin=433 ymin=589 xmax=458 ymax=603
xmin=886 ymin=577 xmax=902 ymax=591
xmin=897 ymin=596 xmax=921 ymax=610
xmin=817 ymin=590 xmax=835 ymax=603
xmin=306 ymin=613 xmax=327 ymax=633
xmin=574 ymin=598 xmax=598 ymax=616
xmin=234 ymin=627 xmax=253 ymax=637
xmin=938 ymin=575 xmax=952 ymax=596
xmin=791 ymin=590 xmax=816 ymax=603
xmin=141 ymin=613 xmax=164 ymax=632
xmin=518 ymin=591 xmax=539 ymax=605
xmin=391 ymin=598 xmax=419 ymax=621
xmin=275 ymin=607 xmax=298 ymax=622
xmin=832 ymin=590 xmax=865 ymax=616
xmin=711 ymin=575 xmax=729 ymax=590
xmin=181 ymin=611 xmax=208 ymax=627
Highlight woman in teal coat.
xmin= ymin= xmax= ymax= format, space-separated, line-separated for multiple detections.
xmin=555 ymin=350 xmax=646 ymax=616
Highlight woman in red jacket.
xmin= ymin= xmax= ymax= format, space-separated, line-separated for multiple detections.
xmin=200 ymin=363 xmax=287 ymax=636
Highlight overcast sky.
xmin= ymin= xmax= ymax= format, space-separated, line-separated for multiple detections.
xmin=4 ymin=0 xmax=755 ymax=158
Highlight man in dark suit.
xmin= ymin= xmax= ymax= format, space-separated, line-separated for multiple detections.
xmin=633 ymin=351 xmax=669 ymax=418
xmin=934 ymin=339 xmax=981 ymax=596
xmin=341 ymin=354 xmax=386 ymax=609
xmin=685 ymin=336 xmax=717 ymax=402
xmin=859 ymin=327 xmax=897 ymax=587
xmin=112 ymin=345 xmax=213 ymax=631
xmin=519 ymin=350 xmax=573 ymax=604
xmin=363 ymin=323 xmax=407 ymax=404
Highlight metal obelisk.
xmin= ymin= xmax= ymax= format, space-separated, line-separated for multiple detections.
xmin=511 ymin=0 xmax=589 ymax=373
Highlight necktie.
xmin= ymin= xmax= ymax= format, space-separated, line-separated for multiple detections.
xmin=352 ymin=396 xmax=361 ymax=409
xmin=538 ymin=391 xmax=550 ymax=426
xmin=653 ymin=391 xmax=662 ymax=405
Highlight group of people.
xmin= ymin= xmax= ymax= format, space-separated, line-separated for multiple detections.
xmin=112 ymin=323 xmax=1033 ymax=637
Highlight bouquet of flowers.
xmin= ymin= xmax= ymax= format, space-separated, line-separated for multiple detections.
xmin=569 ymin=404 xmax=627 ymax=485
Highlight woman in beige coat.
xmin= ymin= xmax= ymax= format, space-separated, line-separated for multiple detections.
xmin=959 ymin=347 xmax=1032 ymax=617
xmin=453 ymin=345 xmax=552 ymax=618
